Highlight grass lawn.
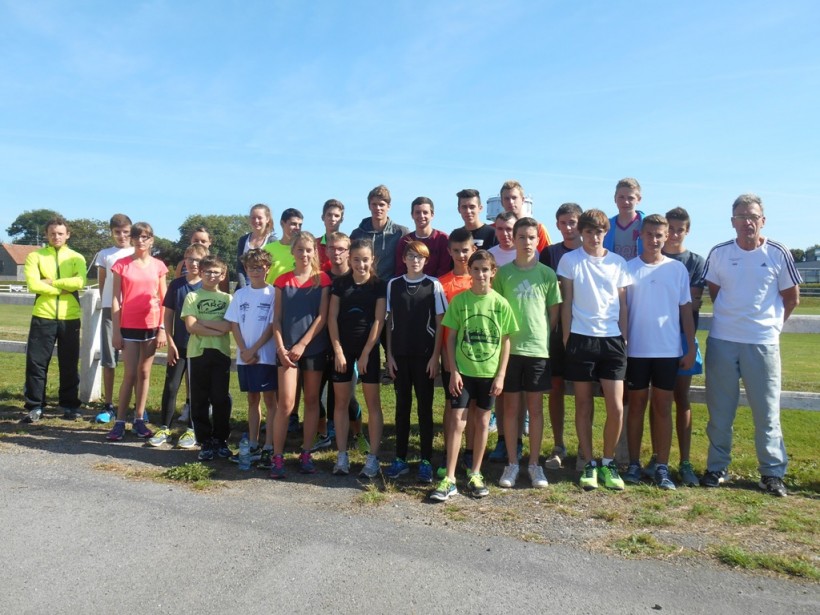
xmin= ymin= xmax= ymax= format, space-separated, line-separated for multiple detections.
xmin=0 ymin=349 xmax=818 ymax=580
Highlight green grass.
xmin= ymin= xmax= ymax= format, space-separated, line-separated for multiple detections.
xmin=612 ymin=533 xmax=675 ymax=557
xmin=162 ymin=462 xmax=215 ymax=489
xmin=714 ymin=545 xmax=820 ymax=580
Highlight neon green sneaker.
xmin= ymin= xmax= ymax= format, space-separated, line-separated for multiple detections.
xmin=176 ymin=428 xmax=197 ymax=449
xmin=579 ymin=462 xmax=598 ymax=491
xmin=599 ymin=461 xmax=625 ymax=491
xmin=148 ymin=426 xmax=172 ymax=447
xmin=353 ymin=432 xmax=370 ymax=455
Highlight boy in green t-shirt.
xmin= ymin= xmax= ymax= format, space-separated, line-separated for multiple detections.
xmin=181 ymin=256 xmax=233 ymax=461
xmin=431 ymin=251 xmax=517 ymax=501
xmin=493 ymin=217 xmax=561 ymax=489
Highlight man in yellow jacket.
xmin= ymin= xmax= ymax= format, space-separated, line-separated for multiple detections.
xmin=22 ymin=216 xmax=87 ymax=422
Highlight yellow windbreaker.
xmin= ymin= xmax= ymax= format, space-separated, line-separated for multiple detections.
xmin=24 ymin=244 xmax=87 ymax=320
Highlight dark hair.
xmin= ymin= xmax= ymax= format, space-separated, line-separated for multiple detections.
xmin=411 ymin=196 xmax=435 ymax=214
xmin=448 ymin=227 xmax=473 ymax=245
xmin=45 ymin=216 xmax=70 ymax=234
xmin=555 ymin=203 xmax=583 ymax=219
xmin=109 ymin=213 xmax=132 ymax=229
xmin=577 ymin=209 xmax=610 ymax=233
xmin=495 ymin=211 xmax=517 ymax=224
xmin=322 ymin=199 xmax=345 ymax=216
xmin=665 ymin=207 xmax=691 ymax=230
xmin=130 ymin=221 xmax=154 ymax=238
xmin=456 ymin=188 xmax=481 ymax=201
xmin=241 ymin=248 xmax=272 ymax=268
xmin=468 ymin=249 xmax=496 ymax=269
xmin=513 ymin=216 xmax=539 ymax=236
xmin=201 ymin=255 xmax=227 ymax=274
xmin=367 ymin=185 xmax=391 ymax=205
xmin=349 ymin=238 xmax=378 ymax=282
xmin=280 ymin=208 xmax=304 ymax=223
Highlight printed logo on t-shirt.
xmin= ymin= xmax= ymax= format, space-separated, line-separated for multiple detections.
xmin=515 ymin=279 xmax=535 ymax=299
xmin=461 ymin=314 xmax=501 ymax=363
xmin=198 ymin=298 xmax=228 ymax=315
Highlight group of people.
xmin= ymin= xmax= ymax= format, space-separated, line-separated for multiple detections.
xmin=20 ymin=177 xmax=801 ymax=500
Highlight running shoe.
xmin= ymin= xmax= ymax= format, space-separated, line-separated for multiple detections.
xmin=467 ymin=473 xmax=489 ymax=498
xmin=654 ymin=464 xmax=677 ymax=490
xmin=215 ymin=440 xmax=231 ymax=458
xmin=429 ymin=478 xmax=458 ymax=502
xmin=417 ymin=460 xmax=433 ymax=484
xmin=528 ymin=464 xmax=549 ymax=488
xmin=678 ymin=461 xmax=700 ymax=487
xmin=759 ymin=475 xmax=787 ymax=497
xmin=178 ymin=403 xmax=190 ymax=424
xmin=198 ymin=440 xmax=214 ymax=461
xmin=516 ymin=441 xmax=523 ymax=462
xmin=177 ymin=429 xmax=197 ymax=449
xmin=579 ymin=462 xmax=598 ymax=491
xmin=257 ymin=449 xmax=274 ymax=469
xmin=360 ymin=454 xmax=380 ymax=479
xmin=230 ymin=445 xmax=262 ymax=463
xmin=310 ymin=432 xmax=332 ymax=452
xmin=95 ymin=404 xmax=115 ymax=424
xmin=599 ymin=461 xmax=625 ymax=491
xmin=299 ymin=450 xmax=316 ymax=474
xmin=624 ymin=462 xmax=643 ymax=485
xmin=106 ymin=420 xmax=126 ymax=441
xmin=488 ymin=412 xmax=497 ymax=433
xmin=488 ymin=439 xmax=507 ymax=463
xmin=499 ymin=463 xmax=519 ymax=488
xmin=701 ymin=469 xmax=728 ymax=488
xmin=134 ymin=419 xmax=153 ymax=439
xmin=642 ymin=453 xmax=658 ymax=479
xmin=327 ymin=420 xmax=336 ymax=440
xmin=270 ymin=453 xmax=286 ymax=479
xmin=148 ymin=426 xmax=172 ymax=447
xmin=61 ymin=407 xmax=83 ymax=421
xmin=131 ymin=413 xmax=151 ymax=434
xmin=333 ymin=451 xmax=350 ymax=475
xmin=22 ymin=407 xmax=43 ymax=424
xmin=353 ymin=432 xmax=370 ymax=455
xmin=543 ymin=446 xmax=566 ymax=470
xmin=385 ymin=458 xmax=410 ymax=479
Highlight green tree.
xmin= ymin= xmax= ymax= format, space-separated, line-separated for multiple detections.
xmin=66 ymin=218 xmax=111 ymax=268
xmin=177 ymin=214 xmax=247 ymax=279
xmin=6 ymin=209 xmax=62 ymax=245
xmin=790 ymin=248 xmax=805 ymax=263
xmin=152 ymin=236 xmax=182 ymax=270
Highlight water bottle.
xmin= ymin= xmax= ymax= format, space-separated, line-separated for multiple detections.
xmin=238 ymin=433 xmax=251 ymax=471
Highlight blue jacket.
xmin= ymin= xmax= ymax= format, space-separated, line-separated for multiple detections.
xmin=603 ymin=210 xmax=645 ymax=257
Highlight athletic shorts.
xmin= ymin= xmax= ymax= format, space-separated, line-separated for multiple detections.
xmin=237 ymin=363 xmax=278 ymax=393
xmin=278 ymin=351 xmax=327 ymax=372
xmin=626 ymin=357 xmax=679 ymax=391
xmin=331 ymin=344 xmax=380 ymax=384
xmin=678 ymin=334 xmax=703 ymax=376
xmin=121 ymin=327 xmax=159 ymax=342
xmin=564 ymin=333 xmax=627 ymax=382
xmin=450 ymin=374 xmax=496 ymax=411
xmin=549 ymin=323 xmax=565 ymax=378
xmin=503 ymin=355 xmax=551 ymax=393
xmin=100 ymin=307 xmax=119 ymax=368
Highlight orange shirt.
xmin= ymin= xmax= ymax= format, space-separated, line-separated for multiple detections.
xmin=439 ymin=270 xmax=472 ymax=370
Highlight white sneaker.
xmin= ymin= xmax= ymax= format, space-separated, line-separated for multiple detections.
xmin=176 ymin=428 xmax=197 ymax=449
xmin=528 ymin=464 xmax=549 ymax=488
xmin=333 ymin=451 xmax=350 ymax=475
xmin=499 ymin=463 xmax=519 ymax=488
xmin=544 ymin=446 xmax=567 ymax=470
xmin=359 ymin=454 xmax=380 ymax=478
xmin=178 ymin=403 xmax=190 ymax=424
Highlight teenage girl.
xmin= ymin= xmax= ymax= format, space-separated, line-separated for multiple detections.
xmin=270 ymin=231 xmax=331 ymax=478
xmin=328 ymin=239 xmax=386 ymax=478
xmin=107 ymin=222 xmax=168 ymax=441
xmin=236 ymin=203 xmax=278 ymax=289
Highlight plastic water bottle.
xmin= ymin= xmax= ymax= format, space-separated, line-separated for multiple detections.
xmin=238 ymin=433 xmax=251 ymax=471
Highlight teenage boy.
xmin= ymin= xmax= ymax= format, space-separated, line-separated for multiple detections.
xmin=431 ymin=250 xmax=516 ymax=501
xmin=395 ymin=197 xmax=451 ymax=277
xmin=22 ymin=216 xmax=87 ymax=422
xmin=499 ymin=180 xmax=551 ymax=251
xmin=539 ymin=203 xmax=583 ymax=469
xmin=435 ymin=228 xmax=476 ymax=477
xmin=623 ymin=215 xmax=696 ymax=490
xmin=265 ymin=208 xmax=304 ymax=284
xmin=657 ymin=207 xmax=706 ymax=486
xmin=604 ymin=177 xmax=645 ymax=260
xmin=181 ymin=256 xmax=234 ymax=461
xmin=149 ymin=243 xmax=208 ymax=449
xmin=224 ymin=249 xmax=277 ymax=465
xmin=494 ymin=217 xmax=561 ymax=488
xmin=317 ymin=199 xmax=345 ymax=271
xmin=94 ymin=214 xmax=134 ymax=423
xmin=351 ymin=184 xmax=408 ymax=280
xmin=488 ymin=211 xmax=517 ymax=267
xmin=455 ymin=188 xmax=497 ymax=249
xmin=557 ymin=209 xmax=631 ymax=491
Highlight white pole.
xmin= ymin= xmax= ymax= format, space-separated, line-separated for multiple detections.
xmin=79 ymin=289 xmax=101 ymax=403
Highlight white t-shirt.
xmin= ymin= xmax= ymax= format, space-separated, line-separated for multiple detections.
xmin=704 ymin=238 xmax=802 ymax=345
xmin=488 ymin=245 xmax=516 ymax=267
xmin=557 ymin=248 xmax=631 ymax=337
xmin=223 ymin=284 xmax=276 ymax=365
xmin=95 ymin=245 xmax=134 ymax=309
xmin=626 ymin=256 xmax=691 ymax=357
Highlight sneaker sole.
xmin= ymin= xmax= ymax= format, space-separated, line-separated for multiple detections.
xmin=333 ymin=467 xmax=349 ymax=476
xmin=429 ymin=490 xmax=457 ymax=502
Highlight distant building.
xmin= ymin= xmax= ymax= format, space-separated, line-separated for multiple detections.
xmin=0 ymin=243 xmax=39 ymax=283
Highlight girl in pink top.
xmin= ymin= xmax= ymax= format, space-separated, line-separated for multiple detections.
xmin=107 ymin=222 xmax=169 ymax=442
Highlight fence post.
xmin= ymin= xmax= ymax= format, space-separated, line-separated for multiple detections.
xmin=79 ymin=289 xmax=101 ymax=404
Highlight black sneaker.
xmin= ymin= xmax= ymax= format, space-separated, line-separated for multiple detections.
xmin=257 ymin=449 xmax=274 ymax=469
xmin=198 ymin=440 xmax=215 ymax=461
xmin=61 ymin=407 xmax=83 ymax=421
xmin=22 ymin=408 xmax=43 ymax=423
xmin=215 ymin=440 xmax=232 ymax=458
xmin=759 ymin=475 xmax=787 ymax=497
xmin=701 ymin=469 xmax=728 ymax=488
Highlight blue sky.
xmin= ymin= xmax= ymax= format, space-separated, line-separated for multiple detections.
xmin=1 ymin=0 xmax=818 ymax=257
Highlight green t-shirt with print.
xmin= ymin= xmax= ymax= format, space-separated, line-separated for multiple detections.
xmin=441 ymin=289 xmax=517 ymax=379
xmin=493 ymin=261 xmax=561 ymax=357
xmin=180 ymin=288 xmax=232 ymax=358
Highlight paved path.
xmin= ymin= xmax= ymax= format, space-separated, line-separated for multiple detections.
xmin=0 ymin=444 xmax=817 ymax=614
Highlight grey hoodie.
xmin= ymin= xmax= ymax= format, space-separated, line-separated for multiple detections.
xmin=350 ymin=216 xmax=409 ymax=280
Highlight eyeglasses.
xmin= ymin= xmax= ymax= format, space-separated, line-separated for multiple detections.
xmin=329 ymin=246 xmax=349 ymax=253
xmin=732 ymin=214 xmax=762 ymax=222
xmin=202 ymin=270 xmax=223 ymax=276
xmin=247 ymin=265 xmax=267 ymax=272
xmin=406 ymin=253 xmax=425 ymax=261
xmin=133 ymin=235 xmax=153 ymax=241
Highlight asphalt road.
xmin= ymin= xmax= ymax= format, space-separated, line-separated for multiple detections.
xmin=1 ymin=444 xmax=817 ymax=614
